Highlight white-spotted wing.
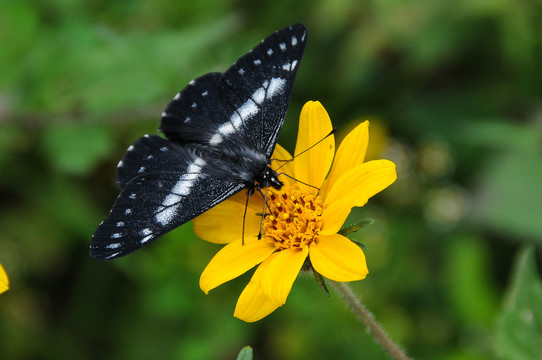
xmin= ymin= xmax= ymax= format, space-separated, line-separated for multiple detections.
xmin=91 ymin=24 xmax=307 ymax=260
xmin=160 ymin=23 xmax=307 ymax=156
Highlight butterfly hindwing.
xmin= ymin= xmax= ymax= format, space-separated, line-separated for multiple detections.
xmin=160 ymin=24 xmax=307 ymax=156
xmin=116 ymin=134 xmax=190 ymax=189
xmin=159 ymin=73 xmax=227 ymax=145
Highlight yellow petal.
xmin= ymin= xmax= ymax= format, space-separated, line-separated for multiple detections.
xmin=320 ymin=200 xmax=352 ymax=235
xmin=320 ymin=121 xmax=369 ymax=199
xmin=0 ymin=263 xmax=9 ymax=294
xmin=324 ymin=159 xmax=397 ymax=209
xmin=260 ymin=247 xmax=308 ymax=305
xmin=199 ymin=238 xmax=275 ymax=293
xmin=320 ymin=160 xmax=396 ymax=236
xmin=234 ymin=264 xmax=281 ymax=322
xmin=193 ymin=194 xmax=263 ymax=244
xmin=310 ymin=233 xmax=368 ymax=281
xmin=220 ymin=190 xmax=258 ymax=207
xmin=294 ymin=101 xmax=335 ymax=189
xmin=270 ymin=143 xmax=296 ymax=187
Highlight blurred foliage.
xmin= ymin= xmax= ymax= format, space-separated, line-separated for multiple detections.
xmin=1 ymin=0 xmax=542 ymax=359
xmin=236 ymin=346 xmax=253 ymax=360
xmin=495 ymin=247 xmax=542 ymax=360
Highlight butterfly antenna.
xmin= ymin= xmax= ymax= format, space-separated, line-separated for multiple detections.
xmin=274 ymin=128 xmax=336 ymax=171
xmin=277 ymin=172 xmax=319 ymax=191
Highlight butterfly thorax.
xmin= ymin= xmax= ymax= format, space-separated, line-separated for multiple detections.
xmin=194 ymin=144 xmax=283 ymax=191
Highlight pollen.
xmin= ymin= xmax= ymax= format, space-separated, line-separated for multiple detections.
xmin=263 ymin=186 xmax=323 ymax=251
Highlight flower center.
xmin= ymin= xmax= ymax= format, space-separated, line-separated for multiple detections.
xmin=262 ymin=186 xmax=323 ymax=250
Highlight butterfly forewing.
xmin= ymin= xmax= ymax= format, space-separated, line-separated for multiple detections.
xmin=220 ymin=23 xmax=307 ymax=156
xmin=160 ymin=24 xmax=307 ymax=156
xmin=92 ymin=136 xmax=244 ymax=260
xmin=92 ymin=173 xmax=243 ymax=260
xmin=91 ymin=24 xmax=307 ymax=260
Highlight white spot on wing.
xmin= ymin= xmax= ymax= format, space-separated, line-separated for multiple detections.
xmin=155 ymin=207 xmax=176 ymax=226
xmin=111 ymin=233 xmax=122 ymax=239
xmin=189 ymin=79 xmax=196 ymax=85
xmin=138 ymin=166 xmax=145 ymax=173
xmin=253 ymin=59 xmax=261 ymax=65
xmin=281 ymin=60 xmax=298 ymax=71
xmin=125 ymin=208 xmax=132 ymax=215
xmin=160 ymin=147 xmax=168 ymax=152
xmin=236 ymin=102 xmax=258 ymax=124
xmin=291 ymin=36 xmax=298 ymax=46
xmin=117 ymin=160 xmax=124 ymax=168
xmin=140 ymin=235 xmax=153 ymax=244
xmin=194 ymin=158 xmax=205 ymax=166
xmin=127 ymin=145 xmax=134 ymax=152
xmin=185 ymin=117 xmax=191 ymax=123
xmin=238 ymin=68 xmax=245 ymax=75
xmin=218 ymin=122 xmax=236 ymax=137
xmin=209 ymin=134 xmax=222 ymax=145
xmin=279 ymin=42 xmax=286 ymax=51
xmin=155 ymin=157 xmax=206 ymax=226
xmin=129 ymin=193 xmax=136 ymax=199
xmin=267 ymin=48 xmax=273 ymax=55
xmin=161 ymin=112 xmax=168 ymax=118
xmin=116 ymin=221 xmax=124 ymax=227
xmin=106 ymin=243 xmax=121 ymax=249
xmin=253 ymin=87 xmax=265 ymax=104
xmin=202 ymin=91 xmax=208 ymax=96
xmin=140 ymin=229 xmax=153 ymax=243
xmin=267 ymin=77 xmax=286 ymax=97
xmin=105 ymin=252 xmax=120 ymax=260
xmin=174 ymin=93 xmax=181 ymax=100
xmin=191 ymin=102 xmax=197 ymax=108
xmin=207 ymin=78 xmax=285 ymax=145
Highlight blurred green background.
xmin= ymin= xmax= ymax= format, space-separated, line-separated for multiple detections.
xmin=1 ymin=0 xmax=542 ymax=359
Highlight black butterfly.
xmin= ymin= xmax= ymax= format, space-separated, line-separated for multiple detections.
xmin=91 ymin=24 xmax=308 ymax=260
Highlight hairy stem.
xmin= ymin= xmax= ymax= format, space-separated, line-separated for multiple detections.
xmin=329 ymin=281 xmax=412 ymax=360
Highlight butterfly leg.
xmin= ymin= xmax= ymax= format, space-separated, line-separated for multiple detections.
xmin=256 ymin=186 xmax=274 ymax=240
xmin=241 ymin=189 xmax=252 ymax=245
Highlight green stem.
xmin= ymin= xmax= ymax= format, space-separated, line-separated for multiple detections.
xmin=329 ymin=281 xmax=412 ymax=360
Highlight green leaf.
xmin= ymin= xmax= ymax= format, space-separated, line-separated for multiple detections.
xmin=338 ymin=218 xmax=374 ymax=237
xmin=236 ymin=346 xmax=253 ymax=360
xmin=311 ymin=268 xmax=330 ymax=297
xmin=471 ymin=149 xmax=542 ymax=242
xmin=494 ymin=246 xmax=542 ymax=360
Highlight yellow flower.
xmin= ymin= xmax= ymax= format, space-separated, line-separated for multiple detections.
xmin=0 ymin=262 xmax=9 ymax=294
xmin=193 ymin=101 xmax=397 ymax=322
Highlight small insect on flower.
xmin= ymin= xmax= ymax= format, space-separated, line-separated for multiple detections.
xmin=91 ymin=24 xmax=308 ymax=260
xmin=195 ymin=101 xmax=397 ymax=322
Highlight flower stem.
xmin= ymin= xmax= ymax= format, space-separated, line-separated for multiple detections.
xmin=329 ymin=280 xmax=412 ymax=360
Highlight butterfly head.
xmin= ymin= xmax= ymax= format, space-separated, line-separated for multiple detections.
xmin=259 ymin=165 xmax=283 ymax=191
